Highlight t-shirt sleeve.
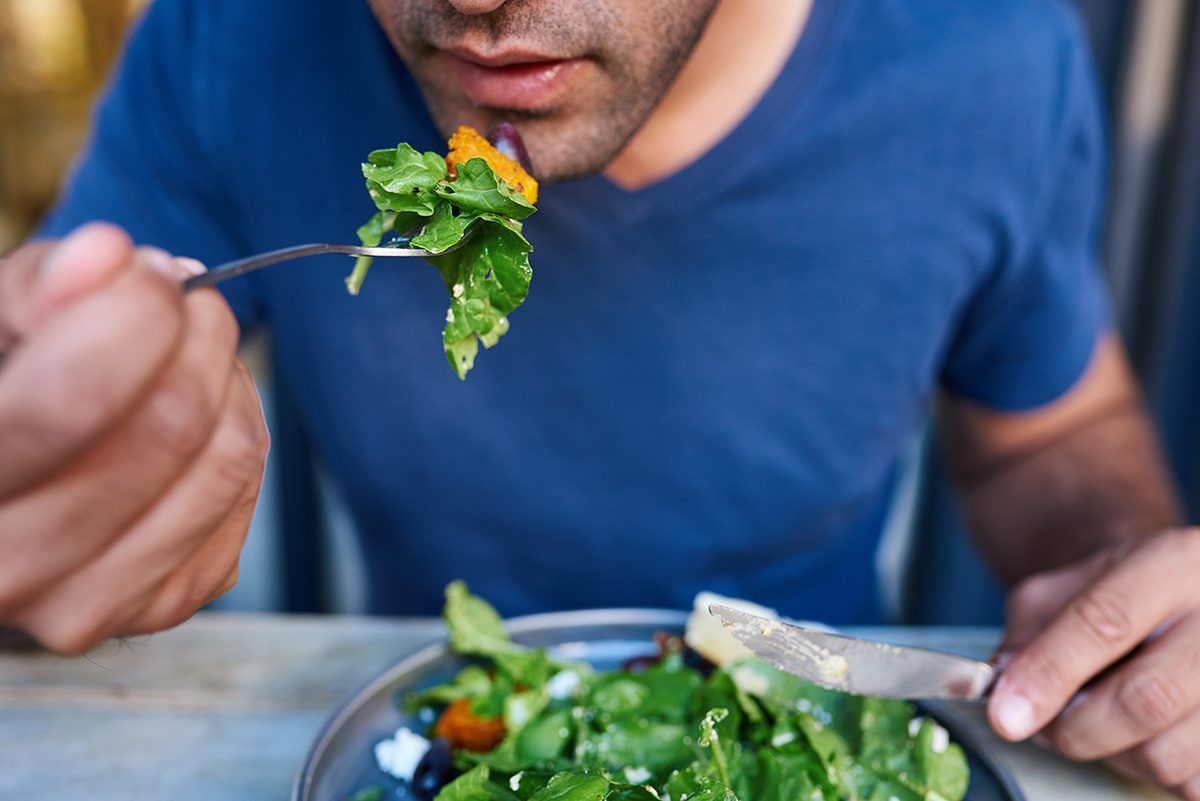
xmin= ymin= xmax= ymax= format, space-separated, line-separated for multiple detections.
xmin=36 ymin=0 xmax=266 ymax=330
xmin=940 ymin=18 xmax=1111 ymax=412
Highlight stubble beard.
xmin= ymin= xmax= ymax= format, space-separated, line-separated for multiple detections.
xmin=369 ymin=0 xmax=719 ymax=181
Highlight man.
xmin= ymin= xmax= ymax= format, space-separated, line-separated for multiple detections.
xmin=1 ymin=0 xmax=1198 ymax=794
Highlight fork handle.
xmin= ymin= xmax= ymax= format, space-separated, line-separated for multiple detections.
xmin=182 ymin=242 xmax=427 ymax=292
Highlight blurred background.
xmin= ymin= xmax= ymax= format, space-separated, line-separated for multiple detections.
xmin=1 ymin=0 xmax=1197 ymax=622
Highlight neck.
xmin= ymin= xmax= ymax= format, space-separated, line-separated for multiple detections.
xmin=603 ymin=0 xmax=815 ymax=190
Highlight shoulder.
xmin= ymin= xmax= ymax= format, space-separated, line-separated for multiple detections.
xmin=829 ymin=0 xmax=1103 ymax=184
xmin=130 ymin=0 xmax=381 ymax=73
xmin=873 ymin=0 xmax=1096 ymax=121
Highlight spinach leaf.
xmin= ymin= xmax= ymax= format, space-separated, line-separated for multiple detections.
xmin=913 ymin=718 xmax=969 ymax=800
xmin=405 ymin=664 xmax=495 ymax=710
xmin=431 ymin=219 xmax=533 ymax=377
xmin=517 ymin=708 xmax=574 ymax=764
xmin=433 ymin=765 xmax=492 ymax=801
xmin=415 ymin=585 xmax=970 ymax=801
xmin=443 ymin=580 xmax=525 ymax=658
xmin=364 ymin=144 xmax=447 ymax=202
xmin=438 ymin=157 xmax=536 ymax=219
xmin=410 ymin=203 xmax=474 ymax=254
xmin=629 ymin=654 xmax=703 ymax=722
xmin=345 ymin=786 xmax=383 ymax=801
xmin=348 ymin=144 xmax=536 ymax=378
xmin=750 ymin=751 xmax=823 ymax=801
xmin=604 ymin=785 xmax=660 ymax=801
xmin=589 ymin=678 xmax=649 ymax=721
xmin=665 ymin=770 xmax=741 ymax=801
xmin=794 ymin=711 xmax=858 ymax=799
xmin=526 ymin=772 xmax=609 ymax=801
xmin=495 ymin=648 xmax=559 ymax=690
xmin=590 ymin=718 xmax=693 ymax=773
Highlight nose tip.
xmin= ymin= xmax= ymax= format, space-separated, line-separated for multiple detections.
xmin=444 ymin=0 xmax=507 ymax=13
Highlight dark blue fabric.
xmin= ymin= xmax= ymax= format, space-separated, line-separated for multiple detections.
xmin=40 ymin=0 xmax=1110 ymax=623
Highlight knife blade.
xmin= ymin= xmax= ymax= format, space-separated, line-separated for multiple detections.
xmin=708 ymin=603 xmax=998 ymax=701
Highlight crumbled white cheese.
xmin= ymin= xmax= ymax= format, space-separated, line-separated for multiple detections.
xmin=930 ymin=722 xmax=950 ymax=754
xmin=546 ymin=670 xmax=582 ymax=700
xmin=770 ymin=730 xmax=797 ymax=747
xmin=510 ymin=772 xmax=524 ymax=791
xmin=374 ymin=726 xmax=430 ymax=781
xmin=624 ymin=766 xmax=652 ymax=784
xmin=446 ymin=308 xmax=456 ymax=323
xmin=818 ymin=653 xmax=849 ymax=684
xmin=908 ymin=717 xmax=924 ymax=738
xmin=452 ymin=283 xmax=465 ymax=298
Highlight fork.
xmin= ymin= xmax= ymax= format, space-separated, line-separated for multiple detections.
xmin=181 ymin=239 xmax=464 ymax=292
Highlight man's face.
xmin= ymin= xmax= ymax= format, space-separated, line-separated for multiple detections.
xmin=369 ymin=0 xmax=719 ymax=181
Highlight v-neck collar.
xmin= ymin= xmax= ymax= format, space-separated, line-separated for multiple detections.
xmin=552 ymin=0 xmax=855 ymax=221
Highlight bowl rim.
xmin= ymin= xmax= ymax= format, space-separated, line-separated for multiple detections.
xmin=291 ymin=607 xmax=1024 ymax=801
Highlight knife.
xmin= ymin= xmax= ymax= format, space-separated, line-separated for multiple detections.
xmin=707 ymin=603 xmax=999 ymax=701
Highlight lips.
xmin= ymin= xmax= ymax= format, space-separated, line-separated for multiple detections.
xmin=441 ymin=47 xmax=585 ymax=111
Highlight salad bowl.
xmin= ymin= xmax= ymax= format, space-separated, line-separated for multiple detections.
xmin=292 ymin=609 xmax=1024 ymax=801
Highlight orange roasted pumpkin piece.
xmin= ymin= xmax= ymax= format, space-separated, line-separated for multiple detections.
xmin=433 ymin=698 xmax=507 ymax=752
xmin=445 ymin=125 xmax=539 ymax=204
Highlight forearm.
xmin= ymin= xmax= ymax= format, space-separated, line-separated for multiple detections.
xmin=943 ymin=395 xmax=1183 ymax=584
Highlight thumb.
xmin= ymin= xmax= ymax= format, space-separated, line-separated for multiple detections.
xmin=995 ymin=566 xmax=1092 ymax=667
xmin=0 ymin=223 xmax=134 ymax=350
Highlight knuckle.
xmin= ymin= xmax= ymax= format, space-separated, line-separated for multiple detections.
xmin=32 ymin=616 xmax=108 ymax=656
xmin=217 ymin=566 xmax=240 ymax=596
xmin=6 ymin=393 xmax=95 ymax=462
xmin=1116 ymin=672 xmax=1187 ymax=732
xmin=1073 ymin=586 xmax=1133 ymax=646
xmin=1141 ymin=738 xmax=1196 ymax=787
xmin=140 ymin=381 xmax=215 ymax=457
xmin=209 ymin=417 xmax=266 ymax=492
xmin=230 ymin=488 xmax=261 ymax=523
xmin=1046 ymin=721 xmax=1098 ymax=761
xmin=161 ymin=601 xmax=198 ymax=632
xmin=135 ymin=597 xmax=194 ymax=635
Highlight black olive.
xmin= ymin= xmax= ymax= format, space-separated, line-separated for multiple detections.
xmin=411 ymin=737 xmax=454 ymax=801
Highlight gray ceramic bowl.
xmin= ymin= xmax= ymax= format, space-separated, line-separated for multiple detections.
xmin=293 ymin=609 xmax=1024 ymax=801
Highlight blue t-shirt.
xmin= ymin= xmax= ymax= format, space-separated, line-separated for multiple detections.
xmin=42 ymin=0 xmax=1109 ymax=623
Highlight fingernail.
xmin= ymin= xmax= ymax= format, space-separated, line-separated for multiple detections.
xmin=174 ymin=257 xmax=207 ymax=277
xmin=135 ymin=248 xmax=207 ymax=281
xmin=136 ymin=247 xmax=180 ymax=279
xmin=993 ymin=693 xmax=1036 ymax=740
xmin=992 ymin=650 xmax=1015 ymax=669
xmin=40 ymin=224 xmax=101 ymax=281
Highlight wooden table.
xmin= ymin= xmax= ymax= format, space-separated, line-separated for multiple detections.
xmin=0 ymin=614 xmax=1173 ymax=800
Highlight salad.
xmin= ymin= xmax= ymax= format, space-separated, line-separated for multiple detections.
xmin=349 ymin=583 xmax=970 ymax=801
xmin=346 ymin=125 xmax=539 ymax=379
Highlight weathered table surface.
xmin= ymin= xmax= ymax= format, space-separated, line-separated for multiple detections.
xmin=0 ymin=614 xmax=1173 ymax=801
